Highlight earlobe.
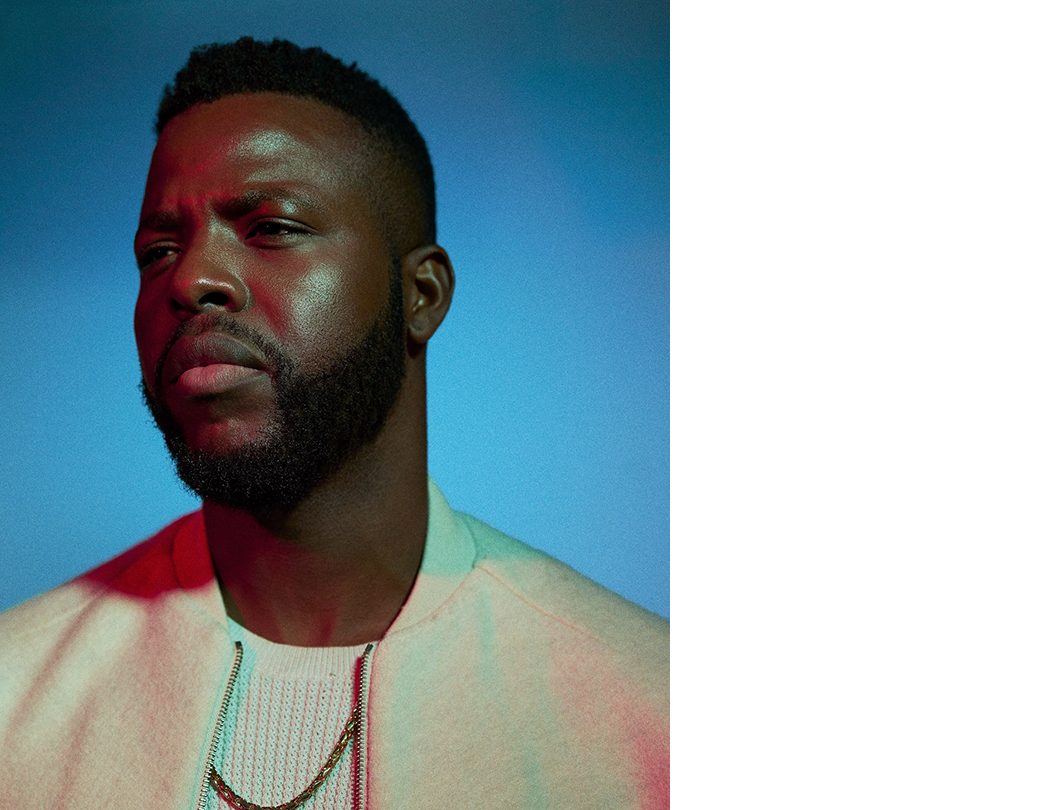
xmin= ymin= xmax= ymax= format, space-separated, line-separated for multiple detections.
xmin=401 ymin=244 xmax=454 ymax=345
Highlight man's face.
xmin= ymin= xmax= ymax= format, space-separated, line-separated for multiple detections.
xmin=134 ymin=93 xmax=405 ymax=510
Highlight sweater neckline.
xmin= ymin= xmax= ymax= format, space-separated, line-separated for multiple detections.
xmin=225 ymin=616 xmax=371 ymax=680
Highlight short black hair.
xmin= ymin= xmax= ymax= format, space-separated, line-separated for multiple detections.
xmin=155 ymin=37 xmax=436 ymax=248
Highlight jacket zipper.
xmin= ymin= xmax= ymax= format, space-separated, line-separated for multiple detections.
xmin=352 ymin=643 xmax=375 ymax=810
xmin=195 ymin=641 xmax=244 ymax=810
xmin=194 ymin=640 xmax=373 ymax=810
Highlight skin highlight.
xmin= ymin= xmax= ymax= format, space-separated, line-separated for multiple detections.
xmin=134 ymin=93 xmax=454 ymax=645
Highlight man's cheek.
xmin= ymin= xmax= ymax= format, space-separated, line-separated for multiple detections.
xmin=280 ymin=268 xmax=371 ymax=362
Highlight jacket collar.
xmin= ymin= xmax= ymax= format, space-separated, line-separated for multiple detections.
xmin=168 ymin=479 xmax=476 ymax=637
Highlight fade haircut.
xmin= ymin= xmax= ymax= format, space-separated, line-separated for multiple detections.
xmin=155 ymin=37 xmax=436 ymax=251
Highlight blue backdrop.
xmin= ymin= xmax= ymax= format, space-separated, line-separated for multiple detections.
xmin=0 ymin=1 xmax=668 ymax=617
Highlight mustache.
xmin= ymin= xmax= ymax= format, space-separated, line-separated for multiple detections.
xmin=153 ymin=313 xmax=290 ymax=389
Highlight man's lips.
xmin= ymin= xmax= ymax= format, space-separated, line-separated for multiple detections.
xmin=162 ymin=332 xmax=269 ymax=394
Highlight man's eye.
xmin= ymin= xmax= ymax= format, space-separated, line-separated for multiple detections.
xmin=137 ymin=245 xmax=177 ymax=269
xmin=247 ymin=221 xmax=306 ymax=239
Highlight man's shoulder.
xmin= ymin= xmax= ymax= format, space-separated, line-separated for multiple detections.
xmin=453 ymin=510 xmax=668 ymax=663
xmin=0 ymin=513 xmax=197 ymax=644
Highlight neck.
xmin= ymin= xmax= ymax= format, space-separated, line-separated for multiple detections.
xmin=204 ymin=389 xmax=429 ymax=647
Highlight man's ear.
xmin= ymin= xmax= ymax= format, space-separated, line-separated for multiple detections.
xmin=401 ymin=244 xmax=454 ymax=345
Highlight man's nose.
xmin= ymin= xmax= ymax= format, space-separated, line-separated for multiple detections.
xmin=169 ymin=236 xmax=249 ymax=318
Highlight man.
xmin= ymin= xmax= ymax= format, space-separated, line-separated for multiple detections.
xmin=0 ymin=38 xmax=667 ymax=808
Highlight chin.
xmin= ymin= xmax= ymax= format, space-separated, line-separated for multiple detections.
xmin=179 ymin=418 xmax=274 ymax=457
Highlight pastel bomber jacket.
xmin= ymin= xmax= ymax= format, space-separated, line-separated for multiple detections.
xmin=0 ymin=482 xmax=669 ymax=808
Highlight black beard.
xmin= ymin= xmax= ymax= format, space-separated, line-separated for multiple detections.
xmin=141 ymin=271 xmax=405 ymax=513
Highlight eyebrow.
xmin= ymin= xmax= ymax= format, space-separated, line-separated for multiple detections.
xmin=136 ymin=187 xmax=324 ymax=236
xmin=219 ymin=187 xmax=323 ymax=219
xmin=136 ymin=209 xmax=182 ymax=235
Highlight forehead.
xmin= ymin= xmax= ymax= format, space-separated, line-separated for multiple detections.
xmin=142 ymin=93 xmax=377 ymax=210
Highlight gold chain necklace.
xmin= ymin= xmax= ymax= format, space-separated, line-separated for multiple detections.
xmin=208 ymin=643 xmax=373 ymax=810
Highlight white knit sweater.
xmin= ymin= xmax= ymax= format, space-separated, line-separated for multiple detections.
xmin=204 ymin=618 xmax=371 ymax=809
